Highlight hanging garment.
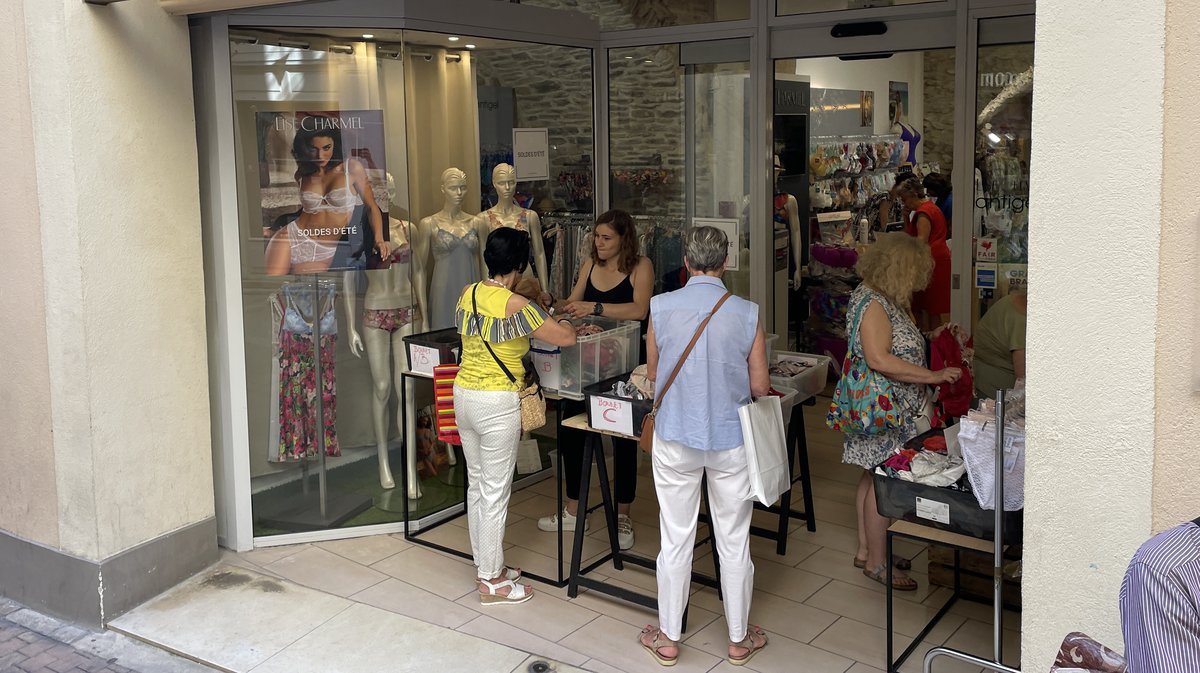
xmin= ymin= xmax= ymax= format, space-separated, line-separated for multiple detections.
xmin=273 ymin=283 xmax=341 ymax=462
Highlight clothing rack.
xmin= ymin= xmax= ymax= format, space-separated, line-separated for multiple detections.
xmin=922 ymin=388 xmax=1020 ymax=673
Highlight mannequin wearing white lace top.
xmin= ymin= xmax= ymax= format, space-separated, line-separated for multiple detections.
xmin=475 ymin=163 xmax=548 ymax=284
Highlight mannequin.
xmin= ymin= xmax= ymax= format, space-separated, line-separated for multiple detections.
xmin=475 ymin=163 xmax=549 ymax=284
xmin=345 ymin=217 xmax=446 ymax=498
xmin=773 ymin=156 xmax=804 ymax=286
xmin=418 ymin=167 xmax=487 ymax=330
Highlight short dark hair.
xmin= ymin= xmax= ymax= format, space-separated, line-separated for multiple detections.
xmin=483 ymin=227 xmax=530 ymax=277
xmin=922 ymin=172 xmax=952 ymax=199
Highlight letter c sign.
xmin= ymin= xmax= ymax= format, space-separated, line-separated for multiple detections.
xmin=602 ymin=408 xmax=617 ymax=422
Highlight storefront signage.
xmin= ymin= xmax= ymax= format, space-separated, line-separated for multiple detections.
xmin=590 ymin=396 xmax=634 ymax=436
xmin=998 ymin=263 xmax=1028 ymax=297
xmin=693 ymin=217 xmax=740 ymax=271
xmin=975 ymin=263 xmax=998 ymax=289
xmin=975 ymin=237 xmax=998 ymax=263
xmin=512 ymin=128 xmax=550 ymax=181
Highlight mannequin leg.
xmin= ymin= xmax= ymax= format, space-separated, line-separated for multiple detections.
xmin=363 ymin=327 xmax=399 ymax=490
xmin=393 ymin=323 xmax=423 ymax=500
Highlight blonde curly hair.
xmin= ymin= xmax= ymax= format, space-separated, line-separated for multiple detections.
xmin=855 ymin=232 xmax=933 ymax=309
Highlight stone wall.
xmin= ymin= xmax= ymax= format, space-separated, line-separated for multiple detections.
xmin=519 ymin=0 xmax=729 ymax=31
xmin=921 ymin=51 xmax=955 ymax=174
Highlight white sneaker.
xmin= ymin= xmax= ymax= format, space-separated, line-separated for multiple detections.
xmin=617 ymin=514 xmax=635 ymax=550
xmin=538 ymin=508 xmax=588 ymax=532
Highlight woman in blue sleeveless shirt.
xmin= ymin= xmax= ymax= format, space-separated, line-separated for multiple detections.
xmin=638 ymin=226 xmax=771 ymax=667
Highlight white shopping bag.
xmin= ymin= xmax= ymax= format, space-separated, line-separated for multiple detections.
xmin=738 ymin=395 xmax=791 ymax=506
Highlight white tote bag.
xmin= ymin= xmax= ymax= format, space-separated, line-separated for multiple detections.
xmin=738 ymin=395 xmax=791 ymax=506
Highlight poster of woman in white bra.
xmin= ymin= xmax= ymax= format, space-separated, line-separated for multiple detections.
xmin=260 ymin=110 xmax=390 ymax=275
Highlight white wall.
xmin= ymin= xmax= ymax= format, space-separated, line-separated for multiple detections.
xmin=1023 ymin=0 xmax=1164 ymax=669
xmin=793 ymin=52 xmax=925 ymax=138
xmin=17 ymin=0 xmax=215 ymax=560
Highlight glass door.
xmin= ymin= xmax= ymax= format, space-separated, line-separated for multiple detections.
xmin=608 ymin=41 xmax=752 ymax=301
xmin=775 ymin=46 xmax=957 ymax=363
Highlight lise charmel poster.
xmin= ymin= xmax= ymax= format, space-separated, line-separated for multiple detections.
xmin=258 ymin=110 xmax=389 ymax=275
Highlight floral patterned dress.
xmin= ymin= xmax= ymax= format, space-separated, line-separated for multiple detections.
xmin=273 ymin=284 xmax=340 ymax=461
xmin=841 ymin=285 xmax=928 ymax=469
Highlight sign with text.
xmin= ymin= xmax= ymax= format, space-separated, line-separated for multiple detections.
xmin=997 ymin=263 xmax=1028 ymax=297
xmin=530 ymin=340 xmax=562 ymax=392
xmin=408 ymin=344 xmax=442 ymax=377
xmin=693 ymin=217 xmax=741 ymax=271
xmin=975 ymin=263 xmax=998 ymax=290
xmin=512 ymin=128 xmax=550 ymax=181
xmin=589 ymin=395 xmax=634 ymax=436
xmin=975 ymin=237 xmax=999 ymax=263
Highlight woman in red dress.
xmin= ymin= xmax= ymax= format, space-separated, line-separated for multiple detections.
xmin=895 ymin=177 xmax=951 ymax=330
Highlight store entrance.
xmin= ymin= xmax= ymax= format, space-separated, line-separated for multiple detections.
xmin=773 ymin=47 xmax=957 ymax=363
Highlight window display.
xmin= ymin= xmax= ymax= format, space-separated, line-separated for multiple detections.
xmin=230 ymin=28 xmax=594 ymax=537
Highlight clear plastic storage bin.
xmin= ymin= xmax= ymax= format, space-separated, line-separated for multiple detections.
xmin=532 ymin=316 xmax=641 ymax=400
xmin=769 ymin=351 xmax=832 ymax=401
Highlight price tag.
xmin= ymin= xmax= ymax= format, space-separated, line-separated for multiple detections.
xmin=915 ymin=496 xmax=951 ymax=524
xmin=409 ymin=344 xmax=441 ymax=376
xmin=589 ymin=395 xmax=633 ymax=436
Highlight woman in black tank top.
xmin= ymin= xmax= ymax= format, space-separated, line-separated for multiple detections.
xmin=539 ymin=210 xmax=655 ymax=550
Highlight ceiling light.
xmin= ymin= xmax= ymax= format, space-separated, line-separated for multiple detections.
xmin=329 ymin=44 xmax=354 ymax=54
xmin=362 ymin=34 xmax=374 ymax=39
xmin=448 ymin=36 xmax=460 ymax=42
xmin=624 ymin=55 xmax=633 ymax=59
xmin=644 ymin=59 xmax=653 ymax=63
xmin=465 ymin=44 xmax=476 ymax=49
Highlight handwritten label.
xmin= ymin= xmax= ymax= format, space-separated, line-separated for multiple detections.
xmin=589 ymin=395 xmax=634 ymax=436
xmin=409 ymin=344 xmax=442 ymax=376
xmin=532 ymin=351 xmax=561 ymax=391
xmin=915 ymin=496 xmax=951 ymax=525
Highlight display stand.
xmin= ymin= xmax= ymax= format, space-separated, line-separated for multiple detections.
xmin=397 ymin=371 xmax=568 ymax=587
xmin=258 ymin=275 xmax=373 ymax=531
xmin=884 ymin=390 xmax=1021 ymax=673
xmin=564 ymin=413 xmax=721 ymax=624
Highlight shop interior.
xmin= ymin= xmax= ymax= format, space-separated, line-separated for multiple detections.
xmin=199 ymin=5 xmax=1034 ymax=672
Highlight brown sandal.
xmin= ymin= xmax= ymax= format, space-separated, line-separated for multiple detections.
xmin=863 ymin=563 xmax=918 ymax=591
xmin=853 ymin=554 xmax=912 ymax=571
xmin=639 ymin=625 xmax=678 ymax=667
xmin=728 ymin=625 xmax=768 ymax=666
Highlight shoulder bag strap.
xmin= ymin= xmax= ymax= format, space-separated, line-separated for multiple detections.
xmin=651 ymin=291 xmax=733 ymax=414
xmin=473 ymin=284 xmax=519 ymax=384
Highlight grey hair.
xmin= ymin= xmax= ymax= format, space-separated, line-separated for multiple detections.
xmin=685 ymin=226 xmax=728 ymax=272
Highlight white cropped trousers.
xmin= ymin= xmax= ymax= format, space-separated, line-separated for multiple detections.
xmin=453 ymin=385 xmax=521 ymax=580
xmin=652 ymin=434 xmax=755 ymax=643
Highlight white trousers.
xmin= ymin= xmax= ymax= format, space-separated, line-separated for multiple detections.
xmin=652 ymin=435 xmax=755 ymax=643
xmin=453 ymin=385 xmax=521 ymax=580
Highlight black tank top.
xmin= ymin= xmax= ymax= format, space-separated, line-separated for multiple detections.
xmin=584 ymin=264 xmax=647 ymax=364
xmin=584 ymin=266 xmax=635 ymax=304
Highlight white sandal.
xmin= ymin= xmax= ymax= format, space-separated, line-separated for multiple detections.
xmin=478 ymin=578 xmax=533 ymax=606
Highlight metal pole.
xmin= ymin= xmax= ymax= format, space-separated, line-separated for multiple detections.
xmin=313 ymin=275 xmax=328 ymax=518
xmin=993 ymin=389 xmax=1006 ymax=664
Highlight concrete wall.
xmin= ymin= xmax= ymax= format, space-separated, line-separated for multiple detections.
xmin=1022 ymin=0 xmax=1165 ymax=669
xmin=1155 ymin=0 xmax=1200 ymax=533
xmin=0 ymin=0 xmax=60 ymax=550
xmin=1 ymin=0 xmax=216 ymax=622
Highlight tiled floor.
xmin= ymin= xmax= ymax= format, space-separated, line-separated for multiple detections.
xmin=121 ymin=405 xmax=1021 ymax=673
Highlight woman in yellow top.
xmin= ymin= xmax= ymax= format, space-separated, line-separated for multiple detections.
xmin=453 ymin=227 xmax=576 ymax=606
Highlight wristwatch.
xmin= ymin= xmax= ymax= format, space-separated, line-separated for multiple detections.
xmin=592 ymin=302 xmax=604 ymax=316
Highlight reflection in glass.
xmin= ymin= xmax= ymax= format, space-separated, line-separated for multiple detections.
xmin=777 ymin=0 xmax=935 ymax=16
xmin=522 ymin=0 xmax=749 ymax=31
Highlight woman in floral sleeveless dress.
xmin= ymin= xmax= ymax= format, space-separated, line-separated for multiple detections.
xmin=838 ymin=234 xmax=962 ymax=591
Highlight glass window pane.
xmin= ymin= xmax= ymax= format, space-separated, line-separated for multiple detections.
xmin=230 ymin=29 xmax=592 ymax=537
xmin=777 ymin=0 xmax=939 ymax=16
xmin=524 ymin=0 xmax=749 ymax=31
xmin=971 ymin=41 xmax=1032 ymax=397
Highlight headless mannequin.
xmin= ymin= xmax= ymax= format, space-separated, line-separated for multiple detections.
xmin=345 ymin=217 xmax=445 ymax=498
xmin=773 ymin=157 xmax=804 ymax=286
xmin=475 ymin=163 xmax=548 ymax=283
xmin=417 ymin=167 xmax=488 ymax=328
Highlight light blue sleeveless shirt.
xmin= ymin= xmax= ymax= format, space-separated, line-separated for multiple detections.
xmin=650 ymin=276 xmax=759 ymax=451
